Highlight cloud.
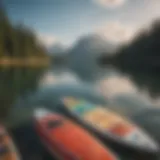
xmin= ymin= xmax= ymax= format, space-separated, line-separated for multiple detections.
xmin=93 ymin=0 xmax=126 ymax=8
xmin=96 ymin=21 xmax=136 ymax=44
xmin=124 ymin=0 xmax=160 ymax=27
xmin=37 ymin=33 xmax=59 ymax=47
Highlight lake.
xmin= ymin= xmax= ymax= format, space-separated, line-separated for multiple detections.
xmin=2 ymin=65 xmax=160 ymax=160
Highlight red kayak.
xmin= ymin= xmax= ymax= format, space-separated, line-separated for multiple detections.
xmin=33 ymin=108 xmax=119 ymax=160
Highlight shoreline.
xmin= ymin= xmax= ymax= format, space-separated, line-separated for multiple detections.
xmin=0 ymin=57 xmax=50 ymax=67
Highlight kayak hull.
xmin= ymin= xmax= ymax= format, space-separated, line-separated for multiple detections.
xmin=60 ymin=97 xmax=160 ymax=156
xmin=0 ymin=126 xmax=20 ymax=160
xmin=33 ymin=108 xmax=119 ymax=160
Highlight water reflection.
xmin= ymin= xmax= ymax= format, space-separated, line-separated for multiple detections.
xmin=39 ymin=70 xmax=82 ymax=87
xmin=128 ymin=72 xmax=160 ymax=99
xmin=94 ymin=74 xmax=154 ymax=117
xmin=0 ymin=67 xmax=49 ymax=159
xmin=0 ymin=67 xmax=45 ymax=120
xmin=132 ymin=108 xmax=160 ymax=144
xmin=96 ymin=75 xmax=138 ymax=98
xmin=1 ymin=66 xmax=160 ymax=160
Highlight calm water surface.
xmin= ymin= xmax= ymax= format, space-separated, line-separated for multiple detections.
xmin=1 ymin=66 xmax=160 ymax=160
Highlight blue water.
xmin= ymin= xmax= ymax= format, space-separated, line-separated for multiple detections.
xmin=7 ymin=68 xmax=160 ymax=160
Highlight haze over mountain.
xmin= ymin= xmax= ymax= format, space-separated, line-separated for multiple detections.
xmin=68 ymin=34 xmax=119 ymax=81
xmin=48 ymin=42 xmax=66 ymax=55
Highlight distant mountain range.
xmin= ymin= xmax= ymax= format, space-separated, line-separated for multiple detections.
xmin=48 ymin=43 xmax=66 ymax=56
xmin=67 ymin=34 xmax=119 ymax=81
xmin=49 ymin=33 xmax=119 ymax=55
xmin=49 ymin=34 xmax=119 ymax=81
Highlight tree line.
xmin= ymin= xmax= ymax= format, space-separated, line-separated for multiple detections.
xmin=99 ymin=20 xmax=160 ymax=73
xmin=98 ymin=20 xmax=160 ymax=98
xmin=0 ymin=9 xmax=48 ymax=58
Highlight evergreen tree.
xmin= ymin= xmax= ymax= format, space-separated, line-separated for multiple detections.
xmin=0 ymin=8 xmax=48 ymax=58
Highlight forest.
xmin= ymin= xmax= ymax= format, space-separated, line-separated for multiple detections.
xmin=99 ymin=20 xmax=160 ymax=98
xmin=99 ymin=20 xmax=160 ymax=73
xmin=0 ymin=9 xmax=49 ymax=66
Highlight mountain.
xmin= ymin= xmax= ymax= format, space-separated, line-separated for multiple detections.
xmin=48 ymin=43 xmax=69 ymax=67
xmin=48 ymin=43 xmax=66 ymax=55
xmin=68 ymin=34 xmax=118 ymax=81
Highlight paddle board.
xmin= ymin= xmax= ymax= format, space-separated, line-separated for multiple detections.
xmin=62 ymin=97 xmax=159 ymax=155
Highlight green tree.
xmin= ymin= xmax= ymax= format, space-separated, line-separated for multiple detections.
xmin=0 ymin=9 xmax=48 ymax=58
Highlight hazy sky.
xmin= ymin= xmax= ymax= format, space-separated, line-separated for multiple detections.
xmin=4 ymin=0 xmax=160 ymax=47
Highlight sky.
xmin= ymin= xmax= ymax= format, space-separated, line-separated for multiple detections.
xmin=3 ymin=0 xmax=160 ymax=47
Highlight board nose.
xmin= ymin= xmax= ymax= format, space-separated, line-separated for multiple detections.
xmin=34 ymin=108 xmax=50 ymax=120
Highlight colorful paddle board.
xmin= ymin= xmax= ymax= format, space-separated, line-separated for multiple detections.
xmin=62 ymin=97 xmax=159 ymax=155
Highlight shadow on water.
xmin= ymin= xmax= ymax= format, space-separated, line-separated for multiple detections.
xmin=11 ymin=121 xmax=54 ymax=160
xmin=126 ymin=71 xmax=160 ymax=99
